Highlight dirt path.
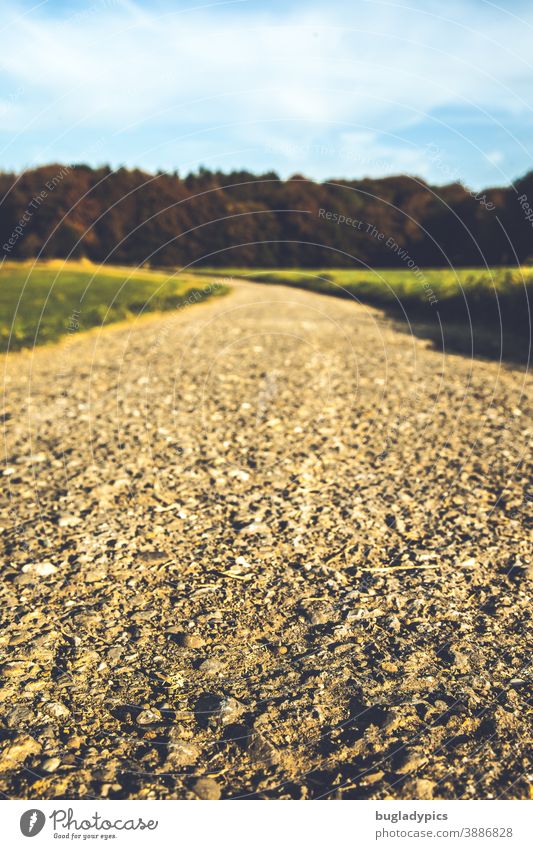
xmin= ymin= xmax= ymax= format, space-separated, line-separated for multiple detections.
xmin=1 ymin=280 xmax=531 ymax=800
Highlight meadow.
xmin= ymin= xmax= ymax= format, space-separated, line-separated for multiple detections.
xmin=1 ymin=261 xmax=530 ymax=362
xmin=195 ymin=267 xmax=532 ymax=362
xmin=0 ymin=261 xmax=228 ymax=352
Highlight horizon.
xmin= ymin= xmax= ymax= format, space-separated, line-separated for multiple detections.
xmin=0 ymin=159 xmax=527 ymax=193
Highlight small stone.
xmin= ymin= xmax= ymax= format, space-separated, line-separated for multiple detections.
xmin=192 ymin=777 xmax=221 ymax=800
xmin=460 ymin=557 xmax=476 ymax=567
xmin=247 ymin=729 xmax=279 ymax=766
xmin=228 ymin=469 xmax=250 ymax=482
xmin=363 ymin=771 xmax=385 ymax=785
xmin=218 ymin=697 xmax=243 ymax=725
xmin=58 ymin=515 xmax=81 ymax=528
xmin=85 ymin=570 xmax=107 ymax=583
xmin=5 ymin=705 xmax=33 ymax=727
xmin=198 ymin=658 xmax=223 ymax=676
xmin=167 ymin=740 xmax=200 ymax=766
xmin=194 ymin=693 xmax=241 ymax=727
xmin=394 ymin=748 xmax=428 ymax=774
xmin=107 ymin=646 xmax=123 ymax=662
xmin=414 ymin=778 xmax=435 ymax=799
xmin=231 ymin=516 xmax=253 ymax=531
xmin=171 ymin=633 xmax=205 ymax=649
xmin=22 ymin=561 xmax=57 ymax=577
xmin=138 ymin=550 xmax=170 ymax=564
xmin=3 ymin=662 xmax=38 ymax=679
xmin=136 ymin=708 xmax=162 ymax=725
xmin=44 ymin=701 xmax=70 ymax=719
xmin=13 ymin=573 xmax=35 ymax=586
xmin=235 ymin=555 xmax=251 ymax=569
xmin=42 ymin=756 xmax=61 ymax=773
xmin=305 ymin=608 xmax=331 ymax=626
xmin=0 ymin=735 xmax=41 ymax=770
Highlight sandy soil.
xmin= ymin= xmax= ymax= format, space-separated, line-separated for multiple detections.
xmin=1 ymin=281 xmax=531 ymax=800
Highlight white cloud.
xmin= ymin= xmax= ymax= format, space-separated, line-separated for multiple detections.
xmin=1 ymin=0 xmax=533 ymax=179
xmin=485 ymin=149 xmax=504 ymax=166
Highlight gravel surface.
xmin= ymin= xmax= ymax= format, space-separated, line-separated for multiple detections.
xmin=1 ymin=280 xmax=531 ymax=800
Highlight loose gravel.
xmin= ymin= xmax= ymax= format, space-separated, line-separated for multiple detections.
xmin=1 ymin=281 xmax=531 ymax=800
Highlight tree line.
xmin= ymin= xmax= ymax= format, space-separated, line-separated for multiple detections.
xmin=1 ymin=163 xmax=532 ymax=267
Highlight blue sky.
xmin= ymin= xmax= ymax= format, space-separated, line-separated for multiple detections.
xmin=1 ymin=0 xmax=533 ymax=187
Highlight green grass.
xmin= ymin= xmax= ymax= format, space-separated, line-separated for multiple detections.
xmin=2 ymin=261 xmax=530 ymax=362
xmin=0 ymin=261 xmax=229 ymax=351
xmin=193 ymin=267 xmax=532 ymax=362
xmin=194 ymin=265 xmax=531 ymax=306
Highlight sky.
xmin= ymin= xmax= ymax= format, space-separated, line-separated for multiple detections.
xmin=1 ymin=0 xmax=533 ymax=188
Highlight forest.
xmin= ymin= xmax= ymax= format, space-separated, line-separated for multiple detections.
xmin=1 ymin=163 xmax=532 ymax=268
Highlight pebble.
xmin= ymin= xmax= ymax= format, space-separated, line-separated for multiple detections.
xmin=44 ymin=702 xmax=70 ymax=719
xmin=218 ymin=697 xmax=243 ymax=725
xmin=192 ymin=777 xmax=221 ymax=800
xmin=198 ymin=658 xmax=224 ymax=676
xmin=22 ymin=562 xmax=57 ymax=577
xmin=414 ymin=778 xmax=435 ymax=799
xmin=42 ymin=756 xmax=61 ymax=773
xmin=5 ymin=706 xmax=33 ymax=727
xmin=305 ymin=608 xmax=332 ymax=626
xmin=136 ymin=708 xmax=162 ymax=725
xmin=247 ymin=729 xmax=279 ymax=766
xmin=0 ymin=735 xmax=41 ymax=770
xmin=167 ymin=741 xmax=200 ymax=766
xmin=172 ymin=633 xmax=205 ymax=649
xmin=58 ymin=515 xmax=81 ymax=528
xmin=394 ymin=749 xmax=428 ymax=774
xmin=460 ymin=557 xmax=477 ymax=567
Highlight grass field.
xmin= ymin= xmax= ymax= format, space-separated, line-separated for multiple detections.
xmin=0 ymin=261 xmax=228 ymax=351
xmin=195 ymin=265 xmax=532 ymax=311
xmin=194 ymin=267 xmax=532 ymax=362
xmin=1 ymin=262 xmax=530 ymax=362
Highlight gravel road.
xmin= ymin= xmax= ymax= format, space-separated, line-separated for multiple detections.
xmin=1 ymin=280 xmax=531 ymax=800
